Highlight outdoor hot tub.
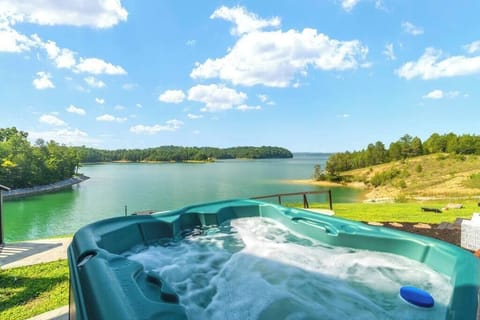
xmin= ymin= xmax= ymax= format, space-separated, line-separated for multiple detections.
xmin=68 ymin=199 xmax=480 ymax=319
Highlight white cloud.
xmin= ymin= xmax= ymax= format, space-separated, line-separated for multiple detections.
xmin=237 ymin=104 xmax=261 ymax=111
xmin=0 ymin=0 xmax=128 ymax=28
xmin=39 ymin=114 xmax=66 ymax=126
xmin=95 ymin=97 xmax=105 ymax=104
xmin=464 ymin=40 xmax=480 ymax=54
xmin=383 ymin=43 xmax=396 ymax=60
xmin=192 ymin=8 xmax=368 ymax=87
xmin=423 ymin=89 xmax=443 ymax=99
xmin=341 ymin=0 xmax=361 ymax=11
xmin=340 ymin=0 xmax=385 ymax=11
xmin=402 ymin=21 xmax=424 ymax=36
xmin=84 ymin=76 xmax=106 ymax=88
xmin=158 ymin=90 xmax=186 ymax=104
xmin=40 ymin=39 xmax=76 ymax=69
xmin=136 ymin=103 xmax=142 ymax=108
xmin=187 ymin=113 xmax=203 ymax=119
xmin=75 ymin=58 xmax=126 ymax=75
xmin=337 ymin=113 xmax=350 ymax=118
xmin=32 ymin=71 xmax=55 ymax=89
xmin=257 ymin=94 xmax=268 ymax=103
xmin=188 ymin=84 xmax=247 ymax=112
xmin=96 ymin=114 xmax=127 ymax=122
xmin=130 ymin=120 xmax=184 ymax=134
xmin=66 ymin=105 xmax=86 ymax=115
xmin=210 ymin=6 xmax=280 ymax=36
xmin=396 ymin=47 xmax=480 ymax=80
xmin=32 ymin=34 xmax=125 ymax=75
xmin=257 ymin=94 xmax=275 ymax=105
xmin=0 ymin=24 xmax=35 ymax=52
xmin=114 ymin=105 xmax=125 ymax=110
xmin=423 ymin=89 xmax=459 ymax=100
xmin=0 ymin=24 xmax=127 ymax=76
xmin=29 ymin=128 xmax=96 ymax=146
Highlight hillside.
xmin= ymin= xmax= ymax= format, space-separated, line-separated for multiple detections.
xmin=347 ymin=153 xmax=480 ymax=200
xmin=293 ymin=153 xmax=480 ymax=200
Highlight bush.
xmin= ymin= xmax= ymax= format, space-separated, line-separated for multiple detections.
xmin=370 ymin=168 xmax=401 ymax=187
xmin=397 ymin=179 xmax=407 ymax=189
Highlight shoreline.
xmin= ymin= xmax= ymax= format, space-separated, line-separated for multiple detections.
xmin=284 ymin=178 xmax=480 ymax=202
xmin=3 ymin=174 xmax=90 ymax=200
xmin=286 ymin=178 xmax=365 ymax=189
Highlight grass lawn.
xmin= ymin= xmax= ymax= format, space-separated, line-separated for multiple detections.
xmin=0 ymin=259 xmax=69 ymax=320
xmin=332 ymin=200 xmax=476 ymax=223
xmin=286 ymin=198 xmax=478 ymax=224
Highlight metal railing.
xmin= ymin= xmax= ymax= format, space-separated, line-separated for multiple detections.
xmin=251 ymin=190 xmax=333 ymax=210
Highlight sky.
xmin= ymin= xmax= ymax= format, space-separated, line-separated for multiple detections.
xmin=1 ymin=0 xmax=479 ymax=152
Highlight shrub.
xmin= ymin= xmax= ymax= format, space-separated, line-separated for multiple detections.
xmin=396 ymin=179 xmax=407 ymax=188
xmin=370 ymin=168 xmax=401 ymax=187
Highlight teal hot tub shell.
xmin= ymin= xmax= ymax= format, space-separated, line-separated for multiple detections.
xmin=68 ymin=199 xmax=480 ymax=319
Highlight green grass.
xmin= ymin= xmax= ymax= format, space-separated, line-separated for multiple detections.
xmin=0 ymin=259 xmax=69 ymax=320
xmin=332 ymin=201 xmax=474 ymax=223
xmin=286 ymin=199 xmax=477 ymax=224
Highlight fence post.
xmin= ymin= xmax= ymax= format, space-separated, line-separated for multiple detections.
xmin=303 ymin=194 xmax=309 ymax=208
xmin=328 ymin=190 xmax=333 ymax=210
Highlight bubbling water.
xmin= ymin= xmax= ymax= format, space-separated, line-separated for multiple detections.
xmin=124 ymin=217 xmax=452 ymax=320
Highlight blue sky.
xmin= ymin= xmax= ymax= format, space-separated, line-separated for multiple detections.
xmin=1 ymin=1 xmax=479 ymax=152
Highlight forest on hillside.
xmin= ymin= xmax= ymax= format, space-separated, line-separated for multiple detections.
xmin=0 ymin=127 xmax=80 ymax=189
xmin=317 ymin=133 xmax=480 ymax=181
xmin=75 ymin=145 xmax=293 ymax=162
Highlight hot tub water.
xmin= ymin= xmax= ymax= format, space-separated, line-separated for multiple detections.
xmin=124 ymin=217 xmax=452 ymax=320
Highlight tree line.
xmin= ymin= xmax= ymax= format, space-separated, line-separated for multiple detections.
xmin=0 ymin=127 xmax=293 ymax=188
xmin=316 ymin=133 xmax=480 ymax=180
xmin=0 ymin=127 xmax=80 ymax=189
xmin=75 ymin=145 xmax=293 ymax=163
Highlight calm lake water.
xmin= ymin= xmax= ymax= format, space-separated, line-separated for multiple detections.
xmin=3 ymin=154 xmax=363 ymax=242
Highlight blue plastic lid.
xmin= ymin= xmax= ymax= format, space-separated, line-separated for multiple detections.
xmin=400 ymin=286 xmax=434 ymax=308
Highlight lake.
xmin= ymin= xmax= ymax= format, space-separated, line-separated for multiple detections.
xmin=3 ymin=154 xmax=363 ymax=242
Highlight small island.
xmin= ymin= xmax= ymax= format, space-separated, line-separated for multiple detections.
xmin=76 ymin=145 xmax=293 ymax=163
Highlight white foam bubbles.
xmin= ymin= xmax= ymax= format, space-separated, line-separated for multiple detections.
xmin=124 ymin=217 xmax=452 ymax=320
